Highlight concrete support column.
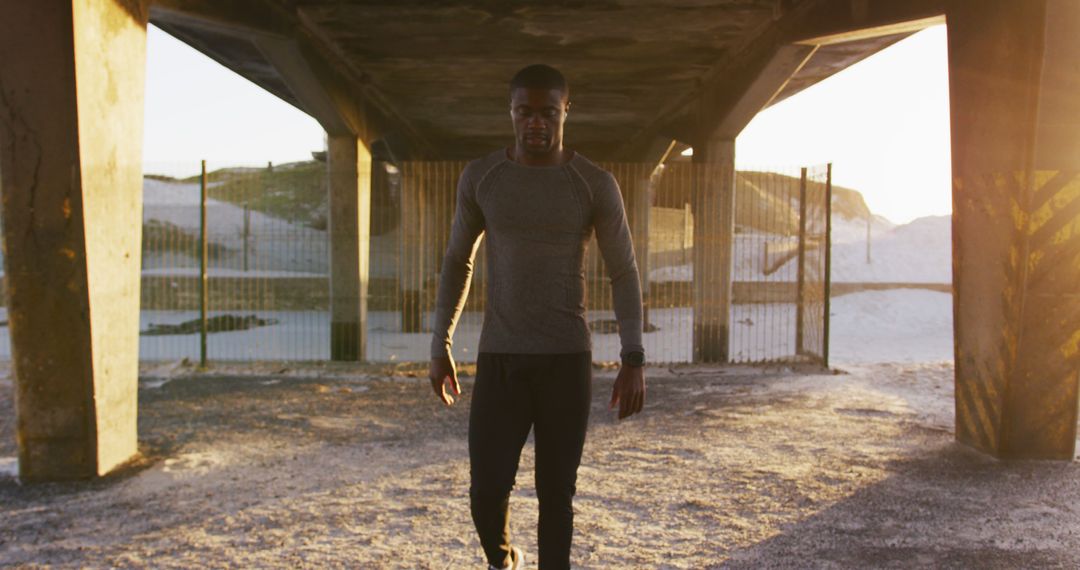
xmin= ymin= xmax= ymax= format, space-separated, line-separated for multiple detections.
xmin=625 ymin=169 xmax=652 ymax=328
xmin=691 ymin=138 xmax=735 ymax=363
xmin=948 ymin=0 xmax=1080 ymax=459
xmin=328 ymin=136 xmax=372 ymax=361
xmin=0 ymin=0 xmax=148 ymax=481
xmin=399 ymin=163 xmax=428 ymax=333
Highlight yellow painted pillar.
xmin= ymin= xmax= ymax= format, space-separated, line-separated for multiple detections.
xmin=948 ymin=0 xmax=1080 ymax=459
xmin=0 ymin=0 xmax=148 ymax=480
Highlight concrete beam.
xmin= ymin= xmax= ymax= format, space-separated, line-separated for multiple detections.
xmin=795 ymin=15 xmax=944 ymax=46
xmin=617 ymin=0 xmax=821 ymax=159
xmin=640 ymin=137 xmax=679 ymax=173
xmin=0 ymin=0 xmax=148 ymax=481
xmin=151 ymin=3 xmax=369 ymax=138
xmin=253 ymin=35 xmax=363 ymax=137
xmin=618 ymin=0 xmax=947 ymax=160
xmin=792 ymin=0 xmax=946 ymax=45
xmin=150 ymin=0 xmax=435 ymax=155
xmin=328 ymin=136 xmax=372 ymax=361
xmin=948 ymin=0 xmax=1080 ymax=460
xmin=712 ymin=44 xmax=818 ymax=140
xmin=150 ymin=0 xmax=294 ymax=39
xmin=294 ymin=6 xmax=436 ymax=157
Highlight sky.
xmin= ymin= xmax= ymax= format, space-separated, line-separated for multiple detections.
xmin=735 ymin=26 xmax=951 ymax=224
xmin=143 ymin=24 xmax=951 ymax=224
xmin=142 ymin=26 xmax=325 ymax=174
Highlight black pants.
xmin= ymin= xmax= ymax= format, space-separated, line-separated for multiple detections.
xmin=469 ymin=351 xmax=592 ymax=570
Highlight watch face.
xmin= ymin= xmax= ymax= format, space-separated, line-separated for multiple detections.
xmin=626 ymin=351 xmax=645 ymax=366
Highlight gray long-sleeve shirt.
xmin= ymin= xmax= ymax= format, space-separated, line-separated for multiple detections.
xmin=430 ymin=149 xmax=644 ymax=359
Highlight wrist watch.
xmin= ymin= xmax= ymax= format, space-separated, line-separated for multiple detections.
xmin=622 ymin=350 xmax=645 ymax=367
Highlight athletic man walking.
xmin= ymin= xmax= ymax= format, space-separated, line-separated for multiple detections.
xmin=429 ymin=64 xmax=646 ymax=570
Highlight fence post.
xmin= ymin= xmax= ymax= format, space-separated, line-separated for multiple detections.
xmin=626 ymin=164 xmax=652 ymax=330
xmin=795 ymin=167 xmax=808 ymax=356
xmin=865 ymin=212 xmax=872 ymax=264
xmin=243 ymin=202 xmax=250 ymax=272
xmin=244 ymin=201 xmax=249 ymax=273
xmin=683 ymin=202 xmax=692 ymax=265
xmin=823 ymin=163 xmax=833 ymax=368
xmin=199 ymin=160 xmax=208 ymax=368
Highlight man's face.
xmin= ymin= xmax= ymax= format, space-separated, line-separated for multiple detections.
xmin=510 ymin=87 xmax=570 ymax=156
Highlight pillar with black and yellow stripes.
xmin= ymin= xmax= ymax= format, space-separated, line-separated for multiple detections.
xmin=948 ymin=0 xmax=1080 ymax=459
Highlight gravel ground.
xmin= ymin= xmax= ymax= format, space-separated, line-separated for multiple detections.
xmin=2 ymin=361 xmax=1079 ymax=569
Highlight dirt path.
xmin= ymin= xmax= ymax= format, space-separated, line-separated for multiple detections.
xmin=2 ymin=362 xmax=1079 ymax=568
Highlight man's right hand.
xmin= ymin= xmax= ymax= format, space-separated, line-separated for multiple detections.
xmin=429 ymin=356 xmax=461 ymax=406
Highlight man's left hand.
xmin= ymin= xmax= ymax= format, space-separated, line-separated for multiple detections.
xmin=609 ymin=365 xmax=645 ymax=420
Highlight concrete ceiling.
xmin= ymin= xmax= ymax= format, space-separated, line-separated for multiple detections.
xmin=150 ymin=0 xmax=945 ymax=161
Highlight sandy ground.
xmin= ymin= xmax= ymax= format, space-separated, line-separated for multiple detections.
xmin=3 ymin=359 xmax=1079 ymax=569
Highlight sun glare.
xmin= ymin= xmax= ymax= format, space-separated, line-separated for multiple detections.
xmin=736 ymin=26 xmax=951 ymax=225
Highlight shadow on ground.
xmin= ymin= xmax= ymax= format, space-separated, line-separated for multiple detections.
xmin=719 ymin=444 xmax=1080 ymax=569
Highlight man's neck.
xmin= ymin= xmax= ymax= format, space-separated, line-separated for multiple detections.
xmin=509 ymin=146 xmax=572 ymax=167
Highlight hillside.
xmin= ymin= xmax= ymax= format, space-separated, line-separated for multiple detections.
xmin=830 ymin=215 xmax=951 ymax=283
xmin=647 ymin=164 xmax=885 ymax=237
xmin=172 ymin=161 xmax=329 ymax=228
xmin=156 ymin=161 xmax=881 ymax=239
xmin=738 ymin=170 xmax=873 ymax=218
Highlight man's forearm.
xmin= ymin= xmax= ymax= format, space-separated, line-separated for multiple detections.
xmin=610 ymin=262 xmax=645 ymax=358
xmin=430 ymin=253 xmax=475 ymax=358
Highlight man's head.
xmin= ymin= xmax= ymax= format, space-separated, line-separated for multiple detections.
xmin=509 ymin=64 xmax=571 ymax=159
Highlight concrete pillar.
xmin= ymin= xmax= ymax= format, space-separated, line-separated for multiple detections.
xmin=243 ymin=26 xmax=382 ymax=362
xmin=328 ymin=136 xmax=372 ymax=361
xmin=948 ymin=0 xmax=1080 ymax=459
xmin=0 ymin=0 xmax=147 ymax=481
xmin=625 ymin=169 xmax=652 ymax=328
xmin=691 ymin=138 xmax=736 ymax=363
xmin=399 ymin=163 xmax=427 ymax=333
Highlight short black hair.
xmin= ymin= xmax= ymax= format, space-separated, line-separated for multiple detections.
xmin=509 ymin=64 xmax=569 ymax=97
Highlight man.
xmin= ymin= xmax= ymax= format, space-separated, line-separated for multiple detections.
xmin=428 ymin=63 xmax=646 ymax=570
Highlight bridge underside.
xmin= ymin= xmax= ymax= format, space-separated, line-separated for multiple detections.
xmin=1 ymin=0 xmax=1079 ymax=481
xmin=148 ymin=0 xmax=945 ymax=160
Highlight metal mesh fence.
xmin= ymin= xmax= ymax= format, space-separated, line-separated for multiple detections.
xmin=724 ymin=165 xmax=833 ymax=363
xmin=135 ymin=159 xmax=830 ymax=365
xmin=141 ymin=162 xmax=329 ymax=362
